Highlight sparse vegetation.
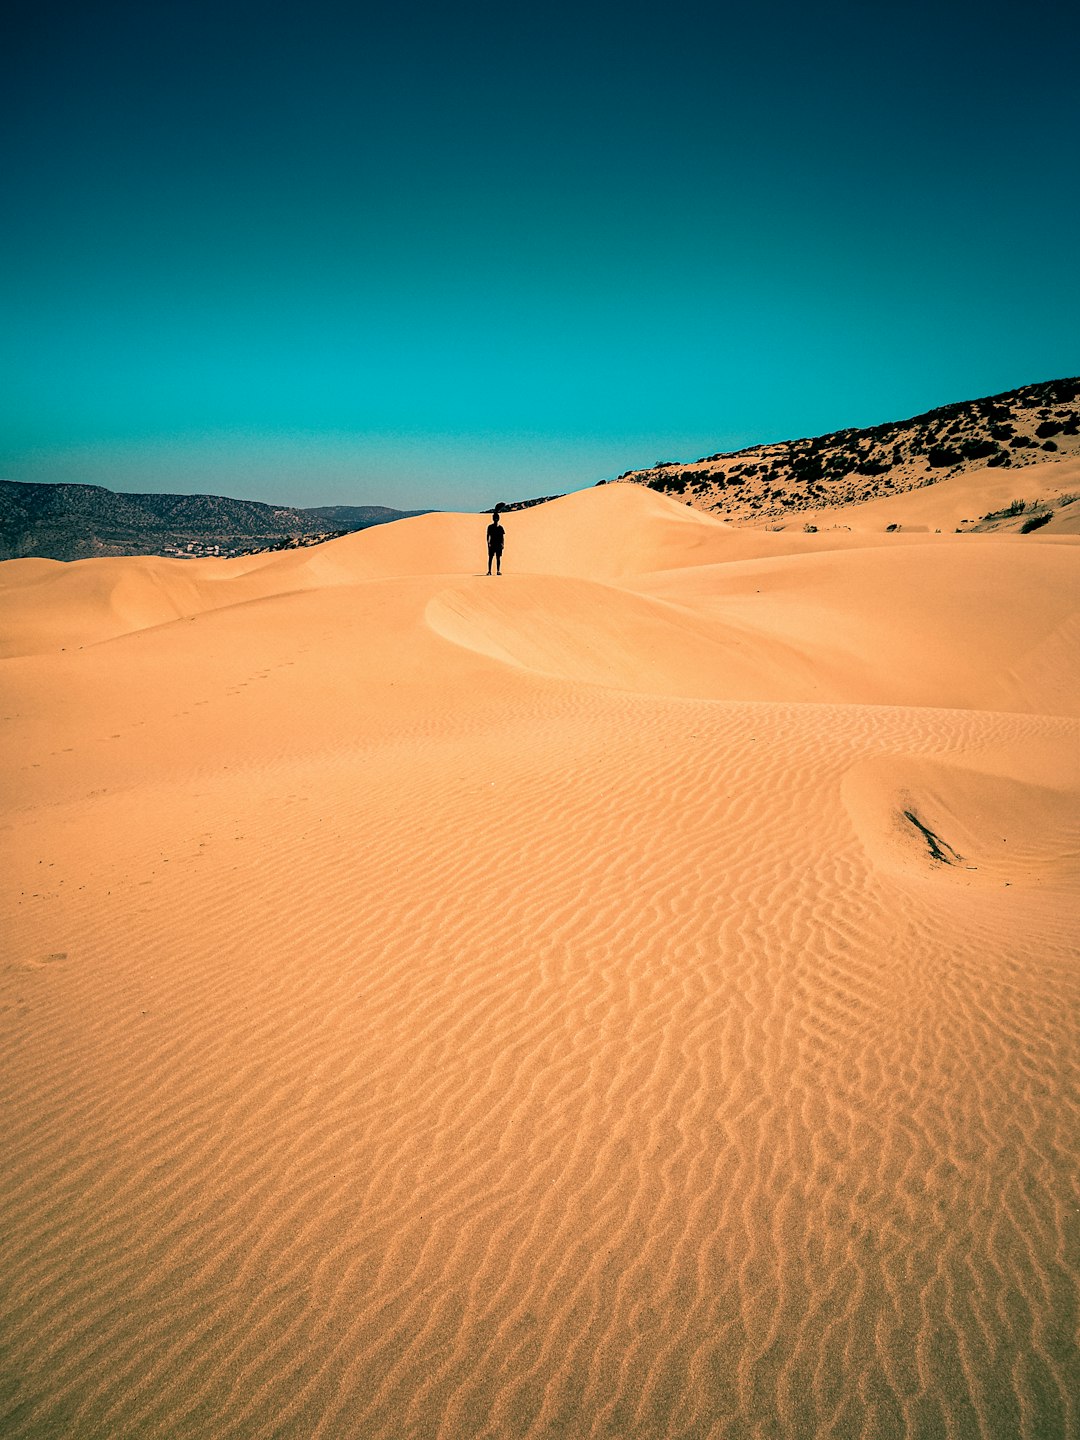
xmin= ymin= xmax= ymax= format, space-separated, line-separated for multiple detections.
xmin=605 ymin=376 xmax=1078 ymax=525
xmin=648 ymin=474 xmax=688 ymax=495
xmin=1020 ymin=511 xmax=1052 ymax=533
xmin=959 ymin=438 xmax=998 ymax=461
xmin=904 ymin=810 xmax=961 ymax=865
xmin=487 ymin=494 xmax=562 ymax=513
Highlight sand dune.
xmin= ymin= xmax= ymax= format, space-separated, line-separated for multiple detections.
xmin=2 ymin=481 xmax=1078 ymax=1439
xmin=430 ymin=541 xmax=1079 ymax=714
xmin=792 ymin=454 xmax=1080 ymax=535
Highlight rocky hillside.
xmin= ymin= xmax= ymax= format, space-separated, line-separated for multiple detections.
xmin=611 ymin=377 xmax=1080 ymax=522
xmin=0 ymin=482 xmax=427 ymax=561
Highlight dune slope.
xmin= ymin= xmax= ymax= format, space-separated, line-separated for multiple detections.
xmin=2 ymin=483 xmax=1078 ymax=1440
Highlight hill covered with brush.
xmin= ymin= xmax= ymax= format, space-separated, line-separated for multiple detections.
xmin=0 ymin=481 xmax=428 ymax=561
xmin=612 ymin=377 xmax=1080 ymax=523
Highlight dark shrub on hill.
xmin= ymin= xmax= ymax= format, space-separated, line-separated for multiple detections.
xmin=790 ymin=457 xmax=825 ymax=482
xmin=1010 ymin=436 xmax=1036 ymax=448
xmin=987 ymin=451 xmax=1011 ymax=467
xmin=1036 ymin=421 xmax=1063 ymax=438
xmin=990 ymin=423 xmax=1014 ymax=439
xmin=928 ymin=446 xmax=962 ymax=467
xmin=1020 ymin=512 xmax=1052 ymax=533
xmin=1042 ymin=440 xmax=1058 ymax=451
xmin=960 ymin=438 xmax=999 ymax=461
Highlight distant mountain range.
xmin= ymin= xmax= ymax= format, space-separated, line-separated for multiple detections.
xmin=0 ymin=482 xmax=430 ymax=562
xmin=610 ymin=377 xmax=1080 ymax=522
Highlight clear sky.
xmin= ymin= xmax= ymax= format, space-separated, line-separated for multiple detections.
xmin=3 ymin=0 xmax=1078 ymax=511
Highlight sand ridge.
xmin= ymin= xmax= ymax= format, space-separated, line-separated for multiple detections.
xmin=2 ymin=481 xmax=1078 ymax=1438
xmin=790 ymin=455 xmax=1080 ymax=536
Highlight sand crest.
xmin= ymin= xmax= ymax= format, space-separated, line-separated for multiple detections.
xmin=2 ymin=482 xmax=1078 ymax=1438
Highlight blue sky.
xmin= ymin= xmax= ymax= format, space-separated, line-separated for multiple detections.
xmin=3 ymin=0 xmax=1077 ymax=510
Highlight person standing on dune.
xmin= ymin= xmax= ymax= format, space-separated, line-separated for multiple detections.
xmin=486 ymin=510 xmax=505 ymax=575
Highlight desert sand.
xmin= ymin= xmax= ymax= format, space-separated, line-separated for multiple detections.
xmin=2 ymin=482 xmax=1078 ymax=1439
xmin=787 ymin=456 xmax=1080 ymax=537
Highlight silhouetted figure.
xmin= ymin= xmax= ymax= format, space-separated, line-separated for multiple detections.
xmin=486 ymin=512 xmax=505 ymax=575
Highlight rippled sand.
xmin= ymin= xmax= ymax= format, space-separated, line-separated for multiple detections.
xmin=2 ymin=485 xmax=1077 ymax=1438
